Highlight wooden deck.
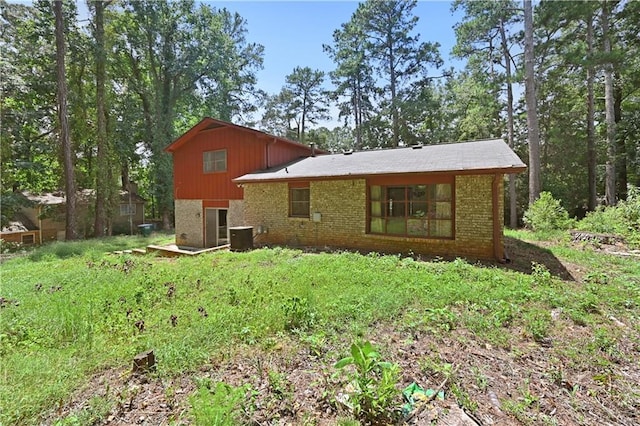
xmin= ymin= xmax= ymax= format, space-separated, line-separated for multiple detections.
xmin=145 ymin=244 xmax=230 ymax=257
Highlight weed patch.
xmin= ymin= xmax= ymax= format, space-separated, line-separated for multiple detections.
xmin=1 ymin=235 xmax=639 ymax=425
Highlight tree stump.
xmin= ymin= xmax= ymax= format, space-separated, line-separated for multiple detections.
xmin=132 ymin=349 xmax=155 ymax=373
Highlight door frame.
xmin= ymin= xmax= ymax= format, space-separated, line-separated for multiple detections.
xmin=204 ymin=208 xmax=228 ymax=247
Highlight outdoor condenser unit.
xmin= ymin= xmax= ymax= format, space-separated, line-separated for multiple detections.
xmin=229 ymin=226 xmax=253 ymax=252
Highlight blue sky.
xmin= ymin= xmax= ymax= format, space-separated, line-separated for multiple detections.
xmin=214 ymin=1 xmax=464 ymax=95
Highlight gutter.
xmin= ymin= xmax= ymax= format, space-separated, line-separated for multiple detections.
xmin=492 ymin=174 xmax=507 ymax=263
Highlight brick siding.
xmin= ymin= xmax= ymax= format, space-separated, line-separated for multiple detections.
xmin=174 ymin=199 xmax=204 ymax=247
xmin=241 ymin=174 xmax=504 ymax=260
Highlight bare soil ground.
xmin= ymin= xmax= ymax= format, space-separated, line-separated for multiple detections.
xmin=47 ymin=238 xmax=640 ymax=425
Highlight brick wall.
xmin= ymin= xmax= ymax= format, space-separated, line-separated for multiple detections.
xmin=242 ymin=174 xmax=504 ymax=259
xmin=228 ymin=200 xmax=245 ymax=228
xmin=174 ymin=199 xmax=203 ymax=247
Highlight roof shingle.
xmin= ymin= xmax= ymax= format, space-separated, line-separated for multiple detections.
xmin=234 ymin=139 xmax=526 ymax=183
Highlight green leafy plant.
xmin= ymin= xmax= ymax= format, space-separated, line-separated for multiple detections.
xmin=523 ymin=192 xmax=573 ymax=232
xmin=267 ymin=369 xmax=293 ymax=400
xmin=530 ymin=262 xmax=554 ymax=287
xmin=282 ymin=296 xmax=316 ymax=332
xmin=424 ymin=307 xmax=458 ymax=332
xmin=524 ymin=309 xmax=552 ymax=343
xmin=190 ymin=379 xmax=250 ymax=426
xmin=334 ymin=341 xmax=401 ymax=424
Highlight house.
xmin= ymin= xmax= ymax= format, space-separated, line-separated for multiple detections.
xmin=1 ymin=192 xmax=67 ymax=245
xmin=167 ymin=117 xmax=526 ymax=260
xmin=0 ymin=211 xmax=40 ymax=246
xmin=232 ymin=139 xmax=526 ymax=261
xmin=0 ymin=188 xmax=146 ymax=244
xmin=165 ymin=117 xmax=321 ymax=248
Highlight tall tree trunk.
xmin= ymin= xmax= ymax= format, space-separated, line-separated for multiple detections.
xmin=300 ymin=96 xmax=307 ymax=142
xmin=602 ymin=2 xmax=616 ymax=206
xmin=121 ymin=163 xmax=130 ymax=190
xmin=389 ymin=43 xmax=399 ymax=147
xmin=93 ymin=0 xmax=108 ymax=237
xmin=156 ymin=56 xmax=175 ymax=230
xmin=500 ymin=19 xmax=517 ymax=228
xmin=354 ymin=75 xmax=362 ymax=150
xmin=54 ymin=0 xmax=78 ymax=240
xmin=586 ymin=14 xmax=597 ymax=211
xmin=614 ymin=71 xmax=626 ymax=201
xmin=524 ymin=0 xmax=541 ymax=205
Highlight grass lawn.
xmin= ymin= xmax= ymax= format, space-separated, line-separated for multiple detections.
xmin=1 ymin=231 xmax=638 ymax=425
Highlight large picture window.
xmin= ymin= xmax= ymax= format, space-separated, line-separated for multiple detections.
xmin=289 ymin=183 xmax=310 ymax=217
xmin=203 ymin=149 xmax=227 ymax=173
xmin=369 ymin=183 xmax=453 ymax=238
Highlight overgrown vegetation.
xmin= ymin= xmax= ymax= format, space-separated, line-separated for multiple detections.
xmin=1 ymin=227 xmax=639 ymax=424
xmin=523 ymin=186 xmax=640 ymax=249
xmin=575 ymin=185 xmax=640 ymax=248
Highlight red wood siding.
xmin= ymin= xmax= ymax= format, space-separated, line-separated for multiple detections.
xmin=267 ymin=139 xmax=314 ymax=167
xmin=172 ymin=126 xmax=312 ymax=201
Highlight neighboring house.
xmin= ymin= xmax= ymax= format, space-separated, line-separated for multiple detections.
xmin=1 ymin=192 xmax=67 ymax=244
xmin=0 ymin=211 xmax=40 ymax=246
xmin=232 ymin=139 xmax=526 ymax=261
xmin=165 ymin=117 xmax=321 ymax=248
xmin=0 ymin=188 xmax=146 ymax=244
xmin=107 ymin=188 xmax=147 ymax=235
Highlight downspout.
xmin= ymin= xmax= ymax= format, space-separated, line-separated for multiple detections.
xmin=492 ymin=174 xmax=507 ymax=263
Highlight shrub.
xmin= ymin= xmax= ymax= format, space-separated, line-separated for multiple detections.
xmin=0 ymin=239 xmax=27 ymax=254
xmin=523 ymin=192 xmax=573 ymax=232
xmin=576 ymin=185 xmax=640 ymax=248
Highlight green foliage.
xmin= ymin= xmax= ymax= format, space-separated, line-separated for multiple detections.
xmin=334 ymin=341 xmax=401 ymax=423
xmin=0 ymin=192 xmax=33 ymax=228
xmin=54 ymin=395 xmax=113 ymax=426
xmin=524 ymin=309 xmax=552 ymax=343
xmin=26 ymin=233 xmax=174 ymax=261
xmin=424 ymin=307 xmax=458 ymax=332
xmin=523 ymin=192 xmax=573 ymax=232
xmin=0 ymin=239 xmax=30 ymax=254
xmin=282 ymin=296 xmax=317 ymax=332
xmin=577 ymin=185 xmax=640 ymax=248
xmin=189 ymin=379 xmax=250 ymax=426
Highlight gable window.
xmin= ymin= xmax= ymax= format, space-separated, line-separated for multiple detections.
xmin=120 ymin=204 xmax=136 ymax=216
xmin=289 ymin=183 xmax=310 ymax=217
xmin=369 ymin=182 xmax=453 ymax=238
xmin=203 ymin=149 xmax=227 ymax=173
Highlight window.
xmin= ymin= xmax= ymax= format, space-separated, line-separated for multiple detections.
xmin=289 ymin=183 xmax=310 ymax=217
xmin=21 ymin=234 xmax=35 ymax=245
xmin=120 ymin=204 xmax=136 ymax=216
xmin=369 ymin=183 xmax=453 ymax=238
xmin=203 ymin=149 xmax=227 ymax=173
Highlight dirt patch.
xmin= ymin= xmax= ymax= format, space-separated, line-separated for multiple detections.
xmin=47 ymin=319 xmax=639 ymax=425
